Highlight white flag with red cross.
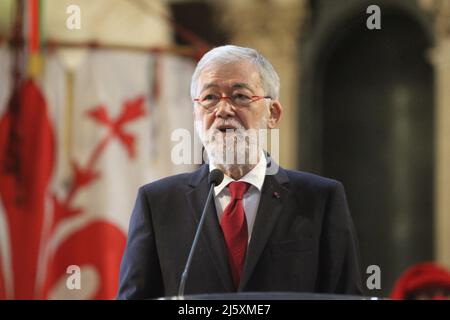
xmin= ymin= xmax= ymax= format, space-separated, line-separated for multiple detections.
xmin=0 ymin=47 xmax=196 ymax=299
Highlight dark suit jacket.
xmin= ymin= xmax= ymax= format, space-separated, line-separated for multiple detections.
xmin=117 ymin=164 xmax=363 ymax=299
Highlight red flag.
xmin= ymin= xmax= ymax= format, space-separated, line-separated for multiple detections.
xmin=0 ymin=79 xmax=55 ymax=299
xmin=0 ymin=49 xmax=197 ymax=300
xmin=42 ymin=96 xmax=144 ymax=299
xmin=43 ymin=221 xmax=126 ymax=299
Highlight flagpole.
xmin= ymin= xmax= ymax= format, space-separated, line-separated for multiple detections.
xmin=44 ymin=40 xmax=200 ymax=59
xmin=27 ymin=0 xmax=42 ymax=78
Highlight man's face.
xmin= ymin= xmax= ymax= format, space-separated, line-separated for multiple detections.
xmin=193 ymin=62 xmax=281 ymax=167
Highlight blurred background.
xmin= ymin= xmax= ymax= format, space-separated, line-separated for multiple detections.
xmin=0 ymin=0 xmax=449 ymax=299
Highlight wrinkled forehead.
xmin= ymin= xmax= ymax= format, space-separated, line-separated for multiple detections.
xmin=197 ymin=62 xmax=263 ymax=93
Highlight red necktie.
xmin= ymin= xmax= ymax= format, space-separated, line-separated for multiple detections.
xmin=220 ymin=181 xmax=250 ymax=288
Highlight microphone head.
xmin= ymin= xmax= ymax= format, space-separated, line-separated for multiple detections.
xmin=209 ymin=169 xmax=224 ymax=186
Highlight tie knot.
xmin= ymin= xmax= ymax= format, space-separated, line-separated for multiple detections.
xmin=228 ymin=182 xmax=250 ymax=200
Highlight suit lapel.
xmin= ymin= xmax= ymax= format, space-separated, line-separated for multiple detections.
xmin=185 ymin=165 xmax=235 ymax=292
xmin=239 ymin=167 xmax=289 ymax=290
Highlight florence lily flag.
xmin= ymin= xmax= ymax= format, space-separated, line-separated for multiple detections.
xmin=0 ymin=48 xmax=196 ymax=299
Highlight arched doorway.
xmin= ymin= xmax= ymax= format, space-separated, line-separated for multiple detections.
xmin=301 ymin=3 xmax=435 ymax=296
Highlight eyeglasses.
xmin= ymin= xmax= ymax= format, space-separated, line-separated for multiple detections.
xmin=194 ymin=93 xmax=272 ymax=112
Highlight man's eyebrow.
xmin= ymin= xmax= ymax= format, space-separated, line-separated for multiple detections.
xmin=200 ymin=82 xmax=254 ymax=92
xmin=200 ymin=83 xmax=219 ymax=91
xmin=231 ymin=83 xmax=253 ymax=91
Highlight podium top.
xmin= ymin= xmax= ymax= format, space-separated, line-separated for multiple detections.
xmin=160 ymin=292 xmax=383 ymax=300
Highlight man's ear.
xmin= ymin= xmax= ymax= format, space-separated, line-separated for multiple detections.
xmin=267 ymin=100 xmax=282 ymax=129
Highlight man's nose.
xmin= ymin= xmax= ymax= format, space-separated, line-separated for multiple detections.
xmin=214 ymin=97 xmax=235 ymax=118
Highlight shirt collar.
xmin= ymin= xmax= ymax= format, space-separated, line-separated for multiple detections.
xmin=210 ymin=151 xmax=267 ymax=195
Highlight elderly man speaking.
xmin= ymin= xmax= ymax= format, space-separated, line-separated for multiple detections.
xmin=117 ymin=45 xmax=363 ymax=299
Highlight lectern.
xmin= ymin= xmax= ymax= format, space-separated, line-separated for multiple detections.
xmin=161 ymin=292 xmax=381 ymax=300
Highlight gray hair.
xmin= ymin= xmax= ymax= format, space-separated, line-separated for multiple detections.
xmin=190 ymin=45 xmax=280 ymax=100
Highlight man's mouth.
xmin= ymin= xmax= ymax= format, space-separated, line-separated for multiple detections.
xmin=216 ymin=125 xmax=238 ymax=133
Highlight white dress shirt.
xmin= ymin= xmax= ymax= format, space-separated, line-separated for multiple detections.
xmin=210 ymin=152 xmax=266 ymax=243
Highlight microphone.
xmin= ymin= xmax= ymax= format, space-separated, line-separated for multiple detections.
xmin=178 ymin=169 xmax=224 ymax=298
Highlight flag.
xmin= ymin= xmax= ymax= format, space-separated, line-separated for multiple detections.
xmin=0 ymin=47 xmax=55 ymax=299
xmin=0 ymin=47 xmax=197 ymax=299
xmin=42 ymin=49 xmax=155 ymax=299
xmin=150 ymin=53 xmax=198 ymax=176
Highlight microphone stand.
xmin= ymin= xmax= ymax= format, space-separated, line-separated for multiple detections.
xmin=177 ymin=181 xmax=216 ymax=298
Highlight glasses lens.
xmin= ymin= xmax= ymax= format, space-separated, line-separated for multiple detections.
xmin=231 ymin=94 xmax=252 ymax=107
xmin=197 ymin=94 xmax=264 ymax=110
xmin=199 ymin=94 xmax=220 ymax=109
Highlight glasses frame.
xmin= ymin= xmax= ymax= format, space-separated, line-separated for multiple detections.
xmin=193 ymin=95 xmax=272 ymax=112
